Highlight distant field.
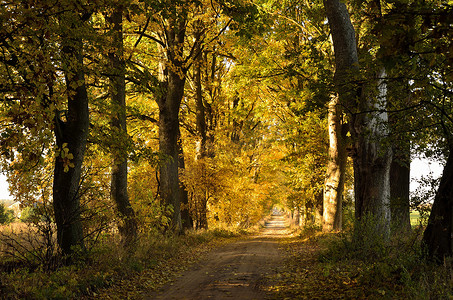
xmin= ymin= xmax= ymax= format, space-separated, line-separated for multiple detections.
xmin=410 ymin=211 xmax=421 ymax=226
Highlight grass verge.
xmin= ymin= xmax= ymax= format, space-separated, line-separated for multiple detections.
xmin=0 ymin=228 xmax=240 ymax=299
xmin=269 ymin=228 xmax=453 ymax=299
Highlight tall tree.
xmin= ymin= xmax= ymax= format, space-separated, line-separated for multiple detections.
xmin=135 ymin=0 xmax=234 ymax=231
xmin=423 ymin=145 xmax=453 ymax=261
xmin=323 ymin=95 xmax=346 ymax=231
xmin=0 ymin=1 xmax=93 ymax=256
xmin=53 ymin=9 xmax=91 ymax=256
xmin=154 ymin=6 xmax=192 ymax=232
xmin=107 ymin=3 xmax=138 ymax=247
xmin=323 ymin=0 xmax=392 ymax=234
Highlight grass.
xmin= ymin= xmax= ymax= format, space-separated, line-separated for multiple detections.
xmin=0 ymin=225 xmax=241 ymax=299
xmin=410 ymin=211 xmax=422 ymax=227
xmin=270 ymin=222 xmax=452 ymax=299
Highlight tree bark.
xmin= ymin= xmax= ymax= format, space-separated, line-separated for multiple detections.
xmin=352 ymin=68 xmax=392 ymax=234
xmin=195 ymin=47 xmax=207 ymax=161
xmin=323 ymin=95 xmax=346 ymax=231
xmin=390 ymin=144 xmax=411 ymax=234
xmin=178 ymin=128 xmax=193 ymax=230
xmin=194 ymin=38 xmax=209 ymax=229
xmin=108 ymin=7 xmax=138 ymax=247
xmin=324 ymin=0 xmax=392 ymax=235
xmin=53 ymin=14 xmax=89 ymax=256
xmin=158 ymin=70 xmax=185 ymax=232
xmin=156 ymin=16 xmax=187 ymax=232
xmin=422 ymin=147 xmax=453 ymax=262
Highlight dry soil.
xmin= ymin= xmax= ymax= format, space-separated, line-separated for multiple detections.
xmin=148 ymin=214 xmax=290 ymax=300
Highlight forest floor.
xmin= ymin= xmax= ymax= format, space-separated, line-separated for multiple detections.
xmin=147 ymin=214 xmax=290 ymax=300
xmin=86 ymin=215 xmax=450 ymax=299
xmin=2 ymin=214 xmax=449 ymax=298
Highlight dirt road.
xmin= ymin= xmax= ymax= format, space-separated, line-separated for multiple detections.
xmin=148 ymin=214 xmax=290 ymax=300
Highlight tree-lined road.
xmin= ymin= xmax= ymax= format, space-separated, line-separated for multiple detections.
xmin=149 ymin=214 xmax=289 ymax=300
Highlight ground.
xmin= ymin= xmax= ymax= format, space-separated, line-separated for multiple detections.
xmin=147 ymin=214 xmax=290 ymax=300
xmin=85 ymin=214 xmax=444 ymax=299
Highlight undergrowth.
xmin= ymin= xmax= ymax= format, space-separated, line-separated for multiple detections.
xmin=272 ymin=219 xmax=453 ymax=299
xmin=0 ymin=227 xmax=240 ymax=299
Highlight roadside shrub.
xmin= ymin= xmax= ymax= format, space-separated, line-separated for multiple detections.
xmin=0 ymin=203 xmax=14 ymax=225
xmin=19 ymin=206 xmax=37 ymax=223
xmin=320 ymin=214 xmax=390 ymax=262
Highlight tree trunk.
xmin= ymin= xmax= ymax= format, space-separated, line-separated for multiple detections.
xmin=178 ymin=129 xmax=193 ymax=230
xmin=158 ymin=72 xmax=184 ymax=232
xmin=422 ymin=147 xmax=453 ymax=262
xmin=156 ymin=17 xmax=187 ymax=233
xmin=194 ymin=39 xmax=209 ymax=229
xmin=53 ymin=17 xmax=88 ymax=256
xmin=390 ymin=144 xmax=411 ymax=234
xmin=324 ymin=0 xmax=392 ymax=235
xmin=323 ymin=95 xmax=346 ymax=231
xmin=352 ymin=68 xmax=392 ymax=234
xmin=108 ymin=7 xmax=138 ymax=247
xmin=195 ymin=47 xmax=207 ymax=161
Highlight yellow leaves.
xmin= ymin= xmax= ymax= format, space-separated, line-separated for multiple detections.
xmin=56 ymin=143 xmax=75 ymax=172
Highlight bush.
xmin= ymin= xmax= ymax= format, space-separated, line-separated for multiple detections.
xmin=0 ymin=203 xmax=14 ymax=224
xmin=19 ymin=206 xmax=37 ymax=223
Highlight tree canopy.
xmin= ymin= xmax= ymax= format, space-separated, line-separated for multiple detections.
xmin=0 ymin=0 xmax=452 ymax=263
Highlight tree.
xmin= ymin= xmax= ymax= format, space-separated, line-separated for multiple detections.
xmin=53 ymin=8 xmax=91 ymax=256
xmin=323 ymin=0 xmax=392 ymax=235
xmin=107 ymin=2 xmax=138 ymax=247
xmin=323 ymin=95 xmax=346 ymax=231
xmin=155 ymin=12 xmax=189 ymax=233
xmin=132 ymin=0 xmax=239 ymax=231
xmin=422 ymin=146 xmax=453 ymax=261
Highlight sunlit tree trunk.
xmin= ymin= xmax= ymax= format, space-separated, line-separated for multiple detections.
xmin=352 ymin=68 xmax=392 ymax=234
xmin=323 ymin=95 xmax=346 ymax=231
xmin=324 ymin=0 xmax=392 ymax=235
xmin=108 ymin=6 xmax=138 ymax=247
xmin=53 ymin=12 xmax=89 ymax=256
xmin=423 ymin=146 xmax=453 ymax=262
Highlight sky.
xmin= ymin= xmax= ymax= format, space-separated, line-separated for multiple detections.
xmin=410 ymin=156 xmax=443 ymax=193
xmin=0 ymin=157 xmax=444 ymax=201
xmin=0 ymin=173 xmax=11 ymax=200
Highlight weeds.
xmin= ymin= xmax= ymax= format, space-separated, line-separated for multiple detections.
xmin=272 ymin=215 xmax=453 ymax=299
xmin=0 ymin=226 xmax=238 ymax=299
xmin=317 ymin=218 xmax=452 ymax=299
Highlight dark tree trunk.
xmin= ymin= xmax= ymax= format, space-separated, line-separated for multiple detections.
xmin=108 ymin=7 xmax=138 ymax=247
xmin=390 ymin=144 xmax=411 ymax=234
xmin=53 ymin=17 xmax=89 ymax=256
xmin=178 ymin=129 xmax=193 ymax=230
xmin=156 ymin=17 xmax=187 ymax=233
xmin=324 ymin=0 xmax=392 ymax=235
xmin=195 ymin=47 xmax=207 ymax=161
xmin=194 ymin=39 xmax=209 ymax=229
xmin=158 ymin=73 xmax=184 ymax=232
xmin=422 ymin=147 xmax=453 ymax=262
